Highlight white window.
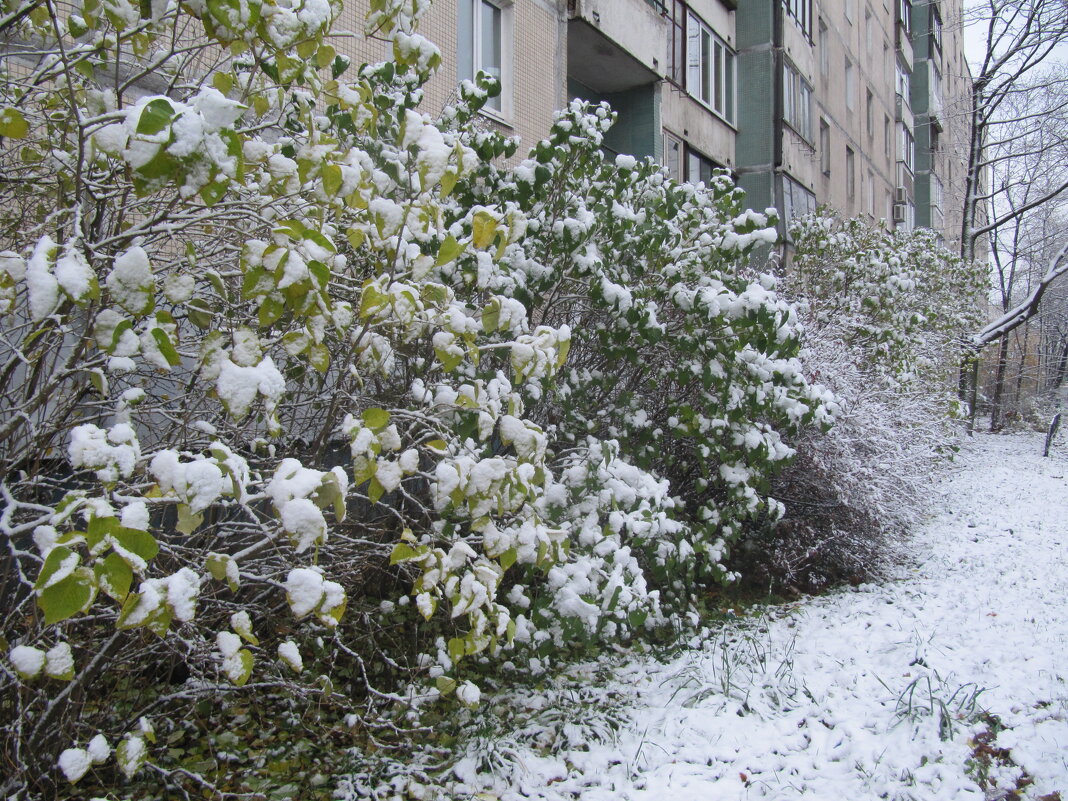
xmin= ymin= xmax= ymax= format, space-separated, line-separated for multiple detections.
xmin=931 ymin=173 xmax=944 ymax=212
xmin=867 ymin=169 xmax=876 ymax=216
xmin=664 ymin=130 xmax=726 ymax=184
xmin=783 ymin=60 xmax=812 ymax=140
xmin=664 ymin=132 xmax=683 ymax=182
xmin=845 ymin=58 xmax=856 ymax=112
xmin=458 ymin=0 xmax=511 ymax=117
xmin=899 ymin=123 xmax=915 ymax=172
xmin=897 ymin=0 xmax=912 ymax=35
xmin=846 ymin=146 xmax=856 ymax=202
xmin=784 ymin=0 xmax=812 ymax=37
xmin=818 ymin=19 xmax=829 ymax=79
xmin=686 ymin=11 xmax=735 ymax=122
xmin=820 ymin=118 xmax=831 ymax=174
xmin=895 ymin=61 xmax=911 ymax=106
xmin=930 ymin=62 xmax=943 ymax=115
xmin=782 ymin=174 xmax=816 ymax=226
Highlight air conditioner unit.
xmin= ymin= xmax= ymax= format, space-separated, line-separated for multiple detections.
xmin=895 ymin=186 xmax=908 ymax=204
xmin=892 ymin=203 xmax=907 ymax=222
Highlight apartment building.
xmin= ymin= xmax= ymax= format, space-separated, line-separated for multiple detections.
xmin=333 ymin=0 xmax=971 ymax=248
xmin=333 ymin=0 xmax=568 ymax=155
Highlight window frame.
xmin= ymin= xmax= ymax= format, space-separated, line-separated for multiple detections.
xmin=677 ymin=6 xmax=736 ymax=124
xmin=783 ymin=0 xmax=812 ymax=38
xmin=782 ymin=59 xmax=813 ymax=141
xmin=820 ymin=118 xmax=831 ymax=175
xmin=662 ymin=130 xmax=728 ymax=185
xmin=846 ymin=146 xmax=856 ymax=203
xmin=458 ymin=0 xmax=513 ymax=121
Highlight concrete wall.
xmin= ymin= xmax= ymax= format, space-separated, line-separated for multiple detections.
xmin=335 ymin=0 xmax=566 ymax=158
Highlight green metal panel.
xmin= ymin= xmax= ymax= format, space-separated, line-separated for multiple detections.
xmin=735 ymin=49 xmax=775 ymax=170
xmin=736 ymin=0 xmax=774 ymax=49
xmin=738 ymin=171 xmax=774 ymax=211
xmin=915 ymin=172 xmax=932 ymax=228
xmin=568 ymin=79 xmax=658 ymax=161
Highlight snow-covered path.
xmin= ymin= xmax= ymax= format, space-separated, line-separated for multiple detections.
xmin=446 ymin=432 xmax=1068 ymax=801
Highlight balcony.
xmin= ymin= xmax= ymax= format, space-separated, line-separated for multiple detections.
xmin=895 ymin=93 xmax=914 ymax=128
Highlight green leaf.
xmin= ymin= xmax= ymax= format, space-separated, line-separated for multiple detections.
xmin=212 ymin=71 xmax=234 ymax=94
xmin=200 ymin=179 xmax=228 ymax=207
xmin=206 ymin=552 xmax=239 ymax=591
xmin=447 ymin=637 xmax=465 ymax=664
xmin=186 ymin=297 xmax=214 ymax=328
xmin=361 ymin=407 xmax=390 ymax=430
xmin=436 ymin=676 xmax=457 ymax=695
xmin=38 ymin=568 xmax=96 ymax=624
xmin=435 ymin=234 xmax=463 ymax=266
xmin=231 ymin=649 xmax=254 ymax=686
xmin=331 ymin=54 xmax=351 ymax=79
xmin=322 ymin=163 xmax=343 ymax=196
xmin=389 ymin=542 xmax=420 ymax=565
xmin=116 ymin=737 xmax=148 ymax=778
xmin=136 ymin=98 xmax=175 ymax=135
xmin=257 ymin=295 xmax=285 ymax=327
xmin=0 ymin=107 xmax=29 ymax=139
xmin=113 ymin=527 xmax=159 ymax=562
xmin=97 ymin=552 xmax=134 ymax=600
xmin=149 ymin=328 xmax=181 ymax=366
xmin=34 ymin=546 xmax=80 ymax=591
xmin=308 ymin=343 xmax=330 ymax=373
xmin=424 ymin=439 xmax=447 ymax=453
xmin=482 ymin=298 xmax=500 ymax=333
xmin=308 ymin=260 xmax=330 ymax=289
xmin=472 ymin=211 xmax=498 ymax=249
xmin=440 ymin=170 xmax=458 ymax=197
xmin=367 ymin=476 xmax=385 ymax=505
xmin=499 ymin=547 xmax=517 ymax=570
xmin=176 ymin=504 xmax=203 ymax=535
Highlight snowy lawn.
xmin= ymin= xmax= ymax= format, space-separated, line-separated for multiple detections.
xmin=388 ymin=432 xmax=1068 ymax=801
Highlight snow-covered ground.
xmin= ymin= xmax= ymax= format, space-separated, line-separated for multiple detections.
xmin=425 ymin=432 xmax=1068 ymax=801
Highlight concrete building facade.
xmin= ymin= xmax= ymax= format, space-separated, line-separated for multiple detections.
xmin=333 ymin=0 xmax=971 ymax=248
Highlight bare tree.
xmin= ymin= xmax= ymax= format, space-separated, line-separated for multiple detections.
xmin=953 ymin=0 xmax=1068 ymax=425
xmin=959 ymin=1 xmax=1068 ymax=264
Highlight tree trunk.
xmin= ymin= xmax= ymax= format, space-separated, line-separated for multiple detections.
xmin=989 ymin=335 xmax=1011 ymax=431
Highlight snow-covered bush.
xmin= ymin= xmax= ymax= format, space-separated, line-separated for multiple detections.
xmin=0 ymin=0 xmax=829 ymax=796
xmin=729 ymin=214 xmax=985 ymax=591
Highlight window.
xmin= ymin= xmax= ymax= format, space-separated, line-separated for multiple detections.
xmin=781 ymin=174 xmax=817 ymax=225
xmin=895 ymin=61 xmax=911 ymax=106
xmin=866 ymin=88 xmax=874 ymax=138
xmin=685 ymin=10 xmax=736 ymax=122
xmin=783 ymin=0 xmax=812 ymax=37
xmin=846 ymin=146 xmax=856 ymax=202
xmin=865 ymin=8 xmax=873 ymax=52
xmin=846 ymin=0 xmax=855 ymax=24
xmin=867 ymin=169 xmax=876 ymax=216
xmin=664 ymin=132 xmax=683 ymax=182
xmin=458 ymin=0 xmax=510 ymax=116
xmin=884 ymin=114 xmax=892 ymax=161
xmin=783 ymin=60 xmax=812 ymax=139
xmin=930 ymin=62 xmax=943 ymax=115
xmin=845 ymin=59 xmax=856 ymax=112
xmin=931 ymin=173 xmax=944 ymax=212
xmin=663 ymin=131 xmax=726 ymax=184
xmin=818 ymin=19 xmax=829 ymax=79
xmin=667 ymin=0 xmax=686 ymax=85
xmin=897 ymin=0 xmax=912 ymax=36
xmin=820 ymin=118 xmax=831 ymax=175
xmin=931 ymin=6 xmax=943 ymax=52
xmin=687 ymin=149 xmax=721 ymax=185
xmin=898 ymin=123 xmax=915 ymax=172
